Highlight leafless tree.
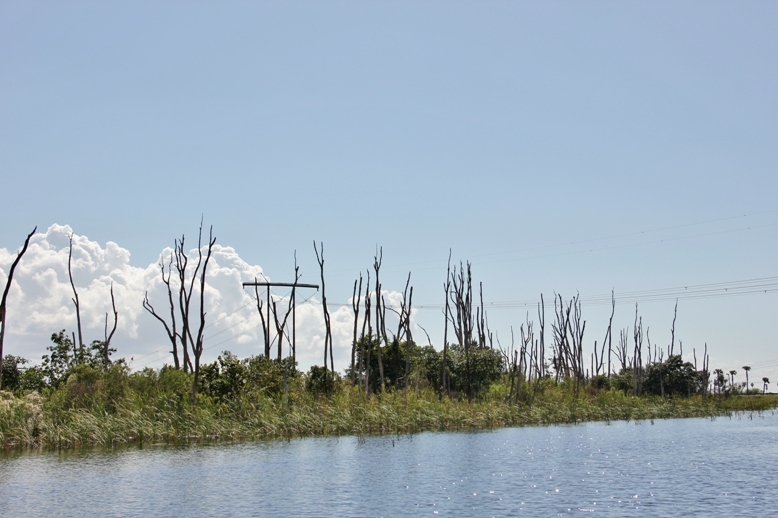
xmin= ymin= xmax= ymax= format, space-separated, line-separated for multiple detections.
xmin=252 ymin=278 xmax=270 ymax=358
xmin=68 ymin=234 xmax=84 ymax=353
xmin=447 ymin=260 xmax=479 ymax=400
xmin=361 ymin=270 xmax=372 ymax=394
xmin=373 ymin=247 xmax=386 ymax=391
xmin=441 ymin=250 xmax=452 ymax=395
xmin=174 ymin=234 xmax=196 ymax=373
xmin=190 ymin=223 xmax=216 ymax=404
xmin=142 ymin=220 xmax=215 ymax=400
xmin=670 ymin=299 xmax=678 ymax=357
xmin=143 ymin=254 xmax=180 ymax=369
xmin=615 ymin=327 xmax=629 ymax=372
xmin=350 ymin=273 xmax=363 ymax=384
xmin=101 ymin=282 xmax=119 ymax=367
xmin=271 ymin=293 xmax=294 ymax=360
xmin=313 ymin=241 xmax=333 ymax=374
xmin=0 ymin=226 xmax=36 ymax=389
xmin=394 ymin=273 xmax=414 ymax=391
xmin=605 ymin=290 xmax=615 ymax=377
xmin=633 ymin=303 xmax=643 ymax=395
xmin=537 ymin=294 xmax=545 ymax=379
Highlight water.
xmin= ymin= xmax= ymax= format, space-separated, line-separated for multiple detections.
xmin=2 ymin=413 xmax=777 ymax=516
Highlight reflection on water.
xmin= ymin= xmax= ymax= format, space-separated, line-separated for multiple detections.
xmin=1 ymin=412 xmax=777 ymax=516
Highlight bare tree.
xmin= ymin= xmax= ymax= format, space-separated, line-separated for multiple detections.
xmin=633 ymin=304 xmax=643 ymax=396
xmin=350 ymin=273 xmax=363 ymax=384
xmin=68 ymin=234 xmax=84 ymax=353
xmin=143 ymin=253 xmax=180 ymax=369
xmin=373 ymin=247 xmax=386 ymax=391
xmin=142 ymin=220 xmax=215 ymax=396
xmin=270 ymin=295 xmax=293 ymax=360
xmin=670 ymin=299 xmax=678 ymax=356
xmin=253 ymin=278 xmax=270 ymax=357
xmin=615 ymin=327 xmax=629 ymax=372
xmin=174 ymin=235 xmax=195 ymax=373
xmin=605 ymin=290 xmax=615 ymax=377
xmin=101 ymin=282 xmax=118 ymax=368
xmin=447 ymin=260 xmax=477 ymax=400
xmin=537 ymin=294 xmax=545 ymax=379
xmin=361 ymin=271 xmax=372 ymax=394
xmin=0 ymin=226 xmax=36 ymax=389
xmin=190 ymin=223 xmax=216 ymax=404
xmin=441 ymin=250 xmax=452 ymax=395
xmin=313 ymin=241 xmax=333 ymax=374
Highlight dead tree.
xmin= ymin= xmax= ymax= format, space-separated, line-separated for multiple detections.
xmin=551 ymin=294 xmax=571 ymax=381
xmin=270 ymin=295 xmax=293 ymax=360
xmin=190 ymin=223 xmax=216 ymax=404
xmin=670 ymin=299 xmax=678 ymax=357
xmin=441 ymin=250 xmax=452 ymax=395
xmin=373 ymin=247 xmax=386 ymax=391
xmin=350 ymin=273 xmax=363 ymax=384
xmin=143 ymin=221 xmax=214 ymax=385
xmin=616 ymin=327 xmax=629 ymax=372
xmin=537 ymin=294 xmax=545 ymax=379
xmin=0 ymin=226 xmax=36 ymax=389
xmin=395 ymin=274 xmax=413 ymax=391
xmin=476 ymin=282 xmax=486 ymax=347
xmin=68 ymin=234 xmax=84 ymax=355
xmin=313 ymin=241 xmax=333 ymax=374
xmin=253 ymin=279 xmax=270 ymax=358
xmin=266 ymin=259 xmax=298 ymax=362
xmin=361 ymin=271 xmax=372 ymax=394
xmin=568 ymin=293 xmax=586 ymax=389
xmin=174 ymin=235 xmax=195 ymax=373
xmin=143 ymin=253 xmax=180 ymax=369
xmin=101 ymin=282 xmax=118 ymax=367
xmin=448 ymin=261 xmax=477 ymax=400
xmin=632 ymin=303 xmax=643 ymax=396
xmin=605 ymin=290 xmax=615 ymax=377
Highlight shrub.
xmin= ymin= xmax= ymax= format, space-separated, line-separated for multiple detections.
xmin=306 ymin=365 xmax=339 ymax=396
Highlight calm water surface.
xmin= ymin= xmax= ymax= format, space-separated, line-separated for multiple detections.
xmin=2 ymin=412 xmax=777 ymax=516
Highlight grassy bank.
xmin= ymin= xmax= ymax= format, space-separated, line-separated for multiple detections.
xmin=1 ymin=379 xmax=775 ymax=450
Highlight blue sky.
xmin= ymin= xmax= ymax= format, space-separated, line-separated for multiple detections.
xmin=1 ymin=2 xmax=777 ymax=379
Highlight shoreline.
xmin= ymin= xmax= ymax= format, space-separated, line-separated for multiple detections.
xmin=2 ymin=389 xmax=775 ymax=451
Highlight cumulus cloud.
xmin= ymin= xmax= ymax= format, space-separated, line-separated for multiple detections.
xmin=0 ymin=225 xmax=412 ymax=373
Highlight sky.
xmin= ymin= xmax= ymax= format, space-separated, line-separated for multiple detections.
xmin=1 ymin=2 xmax=776 ymax=384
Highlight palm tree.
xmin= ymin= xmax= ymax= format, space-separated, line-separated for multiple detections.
xmin=729 ymin=370 xmax=737 ymax=388
xmin=743 ymin=366 xmax=751 ymax=394
xmin=762 ymin=377 xmax=770 ymax=395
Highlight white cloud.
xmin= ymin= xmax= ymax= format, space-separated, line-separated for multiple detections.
xmin=0 ymin=225 xmax=412 ymax=374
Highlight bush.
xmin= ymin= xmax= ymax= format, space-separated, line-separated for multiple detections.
xmin=64 ymin=364 xmax=102 ymax=408
xmin=306 ymin=365 xmax=339 ymax=396
xmin=590 ymin=374 xmax=610 ymax=390
xmin=1 ymin=355 xmax=28 ymax=391
xmin=447 ymin=343 xmax=504 ymax=399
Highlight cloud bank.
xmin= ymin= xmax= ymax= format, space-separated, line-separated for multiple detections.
xmin=0 ymin=225 xmax=411 ymax=373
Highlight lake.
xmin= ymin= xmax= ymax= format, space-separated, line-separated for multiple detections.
xmin=1 ymin=411 xmax=777 ymax=516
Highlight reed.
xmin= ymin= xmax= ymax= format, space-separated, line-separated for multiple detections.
xmin=1 ymin=382 xmax=775 ymax=450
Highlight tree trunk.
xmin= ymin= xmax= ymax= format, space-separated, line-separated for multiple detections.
xmin=0 ymin=227 xmax=36 ymax=389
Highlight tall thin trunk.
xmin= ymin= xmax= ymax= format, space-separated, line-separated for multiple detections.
xmin=0 ymin=226 xmax=36 ymax=389
xmin=68 ymin=234 xmax=83 ymax=351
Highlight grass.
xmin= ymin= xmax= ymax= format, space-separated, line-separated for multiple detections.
xmin=2 ymin=383 xmax=775 ymax=450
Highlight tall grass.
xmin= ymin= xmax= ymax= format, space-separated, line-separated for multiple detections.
xmin=2 ymin=379 xmax=775 ymax=450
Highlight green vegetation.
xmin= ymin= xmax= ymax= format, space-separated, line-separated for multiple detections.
xmin=1 ymin=338 xmax=775 ymax=450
